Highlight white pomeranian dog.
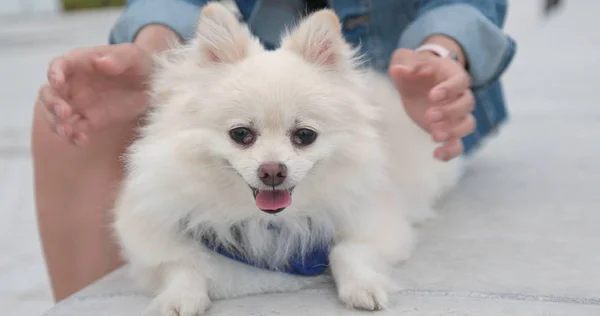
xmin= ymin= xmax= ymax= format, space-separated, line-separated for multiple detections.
xmin=113 ymin=3 xmax=462 ymax=315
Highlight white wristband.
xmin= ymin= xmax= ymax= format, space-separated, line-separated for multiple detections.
xmin=416 ymin=43 xmax=459 ymax=62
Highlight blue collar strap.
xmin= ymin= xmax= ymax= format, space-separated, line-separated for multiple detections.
xmin=201 ymin=231 xmax=330 ymax=276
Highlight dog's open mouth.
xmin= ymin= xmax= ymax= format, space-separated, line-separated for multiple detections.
xmin=251 ymin=187 xmax=294 ymax=214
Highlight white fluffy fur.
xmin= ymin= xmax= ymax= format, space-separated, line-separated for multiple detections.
xmin=112 ymin=4 xmax=462 ymax=315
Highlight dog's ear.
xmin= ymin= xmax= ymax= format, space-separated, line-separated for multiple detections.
xmin=281 ymin=9 xmax=354 ymax=71
xmin=193 ymin=3 xmax=252 ymax=64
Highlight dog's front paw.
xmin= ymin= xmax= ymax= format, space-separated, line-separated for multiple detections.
xmin=336 ymin=269 xmax=394 ymax=311
xmin=147 ymin=287 xmax=211 ymax=316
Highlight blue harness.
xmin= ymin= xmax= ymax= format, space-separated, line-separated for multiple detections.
xmin=201 ymin=228 xmax=330 ymax=276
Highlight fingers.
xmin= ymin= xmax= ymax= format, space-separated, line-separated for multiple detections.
xmin=47 ymin=57 xmax=65 ymax=86
xmin=42 ymin=45 xmax=134 ymax=146
xmin=94 ymin=55 xmax=124 ymax=76
xmin=389 ymin=49 xmax=434 ymax=78
xmin=47 ymin=47 xmax=99 ymax=97
xmin=424 ymin=91 xmax=475 ymax=125
xmin=38 ymin=84 xmax=67 ymax=135
xmin=444 ymin=92 xmax=475 ymax=118
xmin=38 ymin=84 xmax=72 ymax=123
xmin=70 ymin=115 xmax=93 ymax=136
xmin=424 ymin=87 xmax=475 ymax=162
xmin=47 ymin=45 xmax=116 ymax=93
xmin=390 ymin=48 xmax=470 ymax=102
xmin=451 ymin=115 xmax=477 ymax=140
xmin=430 ymin=71 xmax=471 ymax=102
xmin=390 ymin=48 xmax=423 ymax=68
xmin=47 ymin=56 xmax=69 ymax=97
xmin=93 ymin=44 xmax=146 ymax=76
xmin=71 ymin=132 xmax=89 ymax=146
xmin=60 ymin=114 xmax=90 ymax=146
xmin=430 ymin=114 xmax=476 ymax=161
xmin=388 ymin=48 xmax=474 ymax=162
xmin=430 ymin=114 xmax=476 ymax=142
xmin=38 ymin=84 xmax=89 ymax=145
xmin=67 ymin=117 xmax=90 ymax=146
xmin=434 ymin=139 xmax=464 ymax=161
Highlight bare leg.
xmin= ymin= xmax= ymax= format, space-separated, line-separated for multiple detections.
xmin=31 ymin=99 xmax=136 ymax=301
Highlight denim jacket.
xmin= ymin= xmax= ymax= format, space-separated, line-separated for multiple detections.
xmin=109 ymin=0 xmax=516 ymax=155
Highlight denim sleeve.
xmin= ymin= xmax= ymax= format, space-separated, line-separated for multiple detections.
xmin=398 ymin=0 xmax=516 ymax=89
xmin=108 ymin=0 xmax=207 ymax=44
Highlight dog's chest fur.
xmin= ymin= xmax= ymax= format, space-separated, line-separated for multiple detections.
xmin=184 ymin=216 xmax=335 ymax=276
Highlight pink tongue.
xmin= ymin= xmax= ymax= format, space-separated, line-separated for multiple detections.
xmin=255 ymin=190 xmax=292 ymax=211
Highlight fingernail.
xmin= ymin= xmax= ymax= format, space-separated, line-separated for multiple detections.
xmin=392 ymin=65 xmax=412 ymax=73
xmin=435 ymin=131 xmax=448 ymax=142
xmin=55 ymin=125 xmax=65 ymax=138
xmin=73 ymin=133 xmax=87 ymax=146
xmin=53 ymin=104 xmax=63 ymax=118
xmin=431 ymin=89 xmax=447 ymax=102
xmin=44 ymin=109 xmax=54 ymax=122
xmin=96 ymin=56 xmax=112 ymax=65
xmin=62 ymin=124 xmax=72 ymax=137
xmin=50 ymin=68 xmax=64 ymax=84
xmin=435 ymin=150 xmax=448 ymax=161
xmin=418 ymin=66 xmax=433 ymax=75
xmin=429 ymin=109 xmax=443 ymax=122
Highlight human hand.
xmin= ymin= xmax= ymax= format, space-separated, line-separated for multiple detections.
xmin=389 ymin=46 xmax=476 ymax=161
xmin=38 ymin=43 xmax=154 ymax=145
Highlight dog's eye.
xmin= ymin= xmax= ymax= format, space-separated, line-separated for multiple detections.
xmin=292 ymin=128 xmax=317 ymax=146
xmin=230 ymin=127 xmax=255 ymax=145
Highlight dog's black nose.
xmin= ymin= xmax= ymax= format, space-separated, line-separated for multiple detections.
xmin=258 ymin=163 xmax=287 ymax=186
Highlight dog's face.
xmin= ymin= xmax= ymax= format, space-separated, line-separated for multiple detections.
xmin=148 ymin=4 xmax=380 ymax=215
